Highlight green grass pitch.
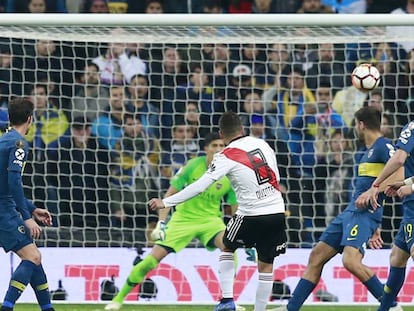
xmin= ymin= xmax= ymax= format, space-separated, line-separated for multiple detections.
xmin=11 ymin=304 xmax=414 ymax=311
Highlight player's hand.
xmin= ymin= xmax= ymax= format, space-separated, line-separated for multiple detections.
xmin=397 ymin=185 xmax=413 ymax=198
xmin=384 ymin=181 xmax=404 ymax=197
xmin=32 ymin=208 xmax=53 ymax=227
xmin=368 ymin=228 xmax=383 ymax=250
xmin=355 ymin=186 xmax=380 ymax=210
xmin=150 ymin=220 xmax=167 ymax=241
xmin=245 ymin=248 xmax=257 ymax=262
xmin=148 ymin=198 xmax=165 ymax=211
xmin=24 ymin=219 xmax=42 ymax=239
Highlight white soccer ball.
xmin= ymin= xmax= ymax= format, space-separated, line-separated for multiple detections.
xmin=351 ymin=63 xmax=381 ymax=92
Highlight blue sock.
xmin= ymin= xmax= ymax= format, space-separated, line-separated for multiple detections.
xmin=363 ymin=275 xmax=384 ymax=300
xmin=378 ymin=266 xmax=406 ymax=311
xmin=2 ymin=260 xmax=36 ymax=308
xmin=287 ymin=278 xmax=316 ymax=311
xmin=30 ymin=264 xmax=53 ymax=310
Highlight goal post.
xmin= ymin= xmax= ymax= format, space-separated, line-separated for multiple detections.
xmin=0 ymin=13 xmax=413 ymax=303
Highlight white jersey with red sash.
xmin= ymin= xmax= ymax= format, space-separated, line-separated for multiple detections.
xmin=206 ymin=136 xmax=285 ymax=216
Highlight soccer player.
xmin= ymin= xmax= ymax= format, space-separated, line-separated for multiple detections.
xmin=270 ymin=106 xmax=402 ymax=311
xmin=355 ymin=114 xmax=414 ymax=311
xmin=148 ymin=111 xmax=287 ymax=311
xmin=0 ymin=97 xmax=55 ymax=311
xmin=105 ymin=132 xmax=238 ymax=310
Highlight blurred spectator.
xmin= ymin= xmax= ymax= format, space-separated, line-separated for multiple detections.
xmin=297 ymin=0 xmax=335 ymax=13
xmin=48 ymin=117 xmax=111 ymax=228
xmin=381 ymin=112 xmax=396 ymax=140
xmin=365 ymin=89 xmax=383 ymax=111
xmin=6 ymin=0 xmax=67 ymax=13
xmin=366 ymin=0 xmax=405 ymax=13
xmin=321 ymin=0 xmax=366 ymax=13
xmin=292 ymin=42 xmax=318 ymax=72
xmin=23 ymin=83 xmax=69 ymax=217
xmin=232 ymin=44 xmax=266 ymax=75
xmin=228 ymin=0 xmax=253 ymax=13
xmin=313 ymin=83 xmax=347 ymax=158
xmin=268 ymin=66 xmax=316 ymax=142
xmin=91 ymin=85 xmax=127 ymax=150
xmin=126 ymin=74 xmax=160 ymax=138
xmin=305 ymin=43 xmax=347 ymax=94
xmin=82 ymin=0 xmax=109 ymax=13
xmin=92 ymin=29 xmax=147 ymax=86
xmin=13 ymin=39 xmax=74 ymax=107
xmin=386 ymin=0 xmax=414 ymax=53
xmin=225 ymin=63 xmax=253 ymax=112
xmin=202 ymin=0 xmax=226 ymax=13
xmin=332 ymin=84 xmax=367 ymax=127
xmin=252 ymin=0 xmax=301 ymax=12
xmin=183 ymin=100 xmax=210 ymax=145
xmin=0 ymin=44 xmax=17 ymax=102
xmin=257 ymin=43 xmax=291 ymax=92
xmin=145 ymin=0 xmax=163 ymax=13
xmin=160 ymin=123 xmax=199 ymax=190
xmin=177 ymin=63 xmax=223 ymax=134
xmin=109 ymin=113 xmax=160 ymax=242
xmin=72 ymin=61 xmax=109 ymax=122
xmin=315 ymin=129 xmax=353 ymax=225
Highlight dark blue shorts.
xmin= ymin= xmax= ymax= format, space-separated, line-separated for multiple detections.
xmin=0 ymin=214 xmax=33 ymax=253
xmin=320 ymin=210 xmax=380 ymax=255
xmin=393 ymin=218 xmax=414 ymax=254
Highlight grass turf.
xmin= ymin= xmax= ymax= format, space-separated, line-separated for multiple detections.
xmin=11 ymin=304 xmax=414 ymax=311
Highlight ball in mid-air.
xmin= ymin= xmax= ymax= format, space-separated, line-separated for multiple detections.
xmin=351 ymin=63 xmax=381 ymax=92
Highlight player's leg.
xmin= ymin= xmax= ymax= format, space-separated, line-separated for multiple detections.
xmin=1 ymin=244 xmax=43 ymax=311
xmin=252 ymin=213 xmax=287 ymax=311
xmin=106 ymin=217 xmax=196 ymax=310
xmin=28 ymin=249 xmax=54 ymax=311
xmin=283 ymin=241 xmax=337 ymax=311
xmin=377 ymin=244 xmax=410 ymax=311
xmin=342 ymin=245 xmax=385 ymax=300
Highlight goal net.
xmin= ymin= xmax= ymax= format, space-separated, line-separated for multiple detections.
xmin=0 ymin=14 xmax=411 ymax=249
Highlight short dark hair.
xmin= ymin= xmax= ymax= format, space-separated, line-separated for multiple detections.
xmin=8 ymin=97 xmax=34 ymax=126
xmin=219 ymin=111 xmax=242 ymax=137
xmin=354 ymin=106 xmax=381 ymax=130
xmin=204 ymin=132 xmax=221 ymax=147
xmin=72 ymin=116 xmax=92 ymax=129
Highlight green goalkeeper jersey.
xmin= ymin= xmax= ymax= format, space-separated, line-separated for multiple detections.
xmin=170 ymin=155 xmax=237 ymax=219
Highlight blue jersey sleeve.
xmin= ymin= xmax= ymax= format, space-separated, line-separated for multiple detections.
xmin=396 ymin=123 xmax=414 ymax=155
xmin=8 ymin=139 xmax=32 ymax=220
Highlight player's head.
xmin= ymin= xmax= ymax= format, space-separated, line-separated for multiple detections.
xmin=354 ymin=106 xmax=381 ymax=137
xmin=203 ymin=132 xmax=224 ymax=156
xmin=219 ymin=111 xmax=244 ymax=143
xmin=8 ymin=97 xmax=34 ymax=128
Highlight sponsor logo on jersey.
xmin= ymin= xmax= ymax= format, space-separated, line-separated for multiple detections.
xmin=18 ymin=225 xmax=25 ymax=234
xmin=15 ymin=148 xmax=25 ymax=160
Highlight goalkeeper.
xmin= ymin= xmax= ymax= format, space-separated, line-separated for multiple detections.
xmin=105 ymin=132 xmax=242 ymax=310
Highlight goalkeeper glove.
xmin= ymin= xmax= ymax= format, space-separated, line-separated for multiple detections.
xmin=150 ymin=220 xmax=166 ymax=241
xmin=245 ymin=248 xmax=257 ymax=262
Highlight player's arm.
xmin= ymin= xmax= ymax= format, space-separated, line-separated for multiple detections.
xmin=355 ymin=148 xmax=407 ymax=209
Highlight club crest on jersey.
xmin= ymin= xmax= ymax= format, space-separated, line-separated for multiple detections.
xmin=18 ymin=225 xmax=25 ymax=234
xmin=15 ymin=140 xmax=25 ymax=149
xmin=208 ymin=163 xmax=216 ymax=173
xmin=368 ymin=149 xmax=373 ymax=158
xmin=215 ymin=182 xmax=222 ymax=190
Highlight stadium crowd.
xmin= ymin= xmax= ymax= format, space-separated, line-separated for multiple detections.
xmin=0 ymin=0 xmax=412 ymax=247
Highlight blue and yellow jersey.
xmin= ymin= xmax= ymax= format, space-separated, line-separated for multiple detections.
xmin=347 ymin=136 xmax=395 ymax=219
xmin=396 ymin=121 xmax=414 ymax=217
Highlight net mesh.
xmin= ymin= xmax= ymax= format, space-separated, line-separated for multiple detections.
xmin=0 ymin=22 xmax=410 ymax=248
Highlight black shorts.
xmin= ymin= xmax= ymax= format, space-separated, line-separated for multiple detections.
xmin=223 ymin=212 xmax=287 ymax=264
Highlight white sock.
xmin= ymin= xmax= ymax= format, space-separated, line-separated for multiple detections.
xmin=218 ymin=252 xmax=234 ymax=299
xmin=255 ymin=272 xmax=273 ymax=311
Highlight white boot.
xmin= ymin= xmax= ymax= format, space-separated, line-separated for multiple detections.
xmin=104 ymin=301 xmax=122 ymax=310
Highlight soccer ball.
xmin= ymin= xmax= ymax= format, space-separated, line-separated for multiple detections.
xmin=351 ymin=63 xmax=381 ymax=92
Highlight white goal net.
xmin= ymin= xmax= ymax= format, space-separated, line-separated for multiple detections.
xmin=0 ymin=14 xmax=412 ymax=251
